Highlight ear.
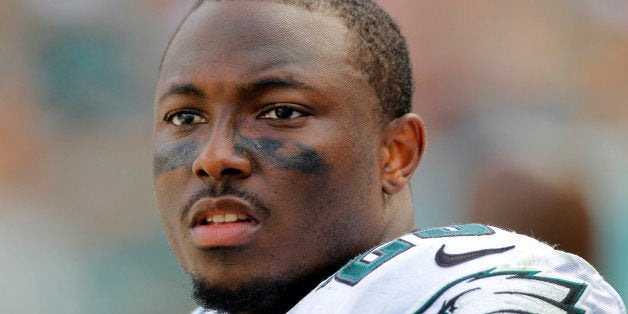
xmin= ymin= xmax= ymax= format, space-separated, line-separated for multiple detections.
xmin=380 ymin=113 xmax=426 ymax=195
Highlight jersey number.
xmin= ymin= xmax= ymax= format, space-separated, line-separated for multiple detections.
xmin=335 ymin=239 xmax=413 ymax=286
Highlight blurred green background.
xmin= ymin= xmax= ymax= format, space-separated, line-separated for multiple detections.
xmin=1 ymin=1 xmax=626 ymax=312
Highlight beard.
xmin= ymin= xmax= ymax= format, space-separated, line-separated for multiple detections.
xmin=190 ymin=261 xmax=343 ymax=313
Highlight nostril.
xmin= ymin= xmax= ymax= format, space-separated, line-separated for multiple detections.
xmin=220 ymin=168 xmax=242 ymax=177
xmin=197 ymin=169 xmax=211 ymax=177
xmin=192 ymin=153 xmax=252 ymax=180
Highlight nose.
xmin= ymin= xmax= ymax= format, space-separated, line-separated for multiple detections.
xmin=192 ymin=123 xmax=253 ymax=181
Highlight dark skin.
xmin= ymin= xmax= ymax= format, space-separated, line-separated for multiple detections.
xmin=153 ymin=1 xmax=425 ymax=312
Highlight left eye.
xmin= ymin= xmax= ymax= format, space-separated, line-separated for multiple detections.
xmin=260 ymin=107 xmax=305 ymax=119
xmin=167 ymin=112 xmax=206 ymax=126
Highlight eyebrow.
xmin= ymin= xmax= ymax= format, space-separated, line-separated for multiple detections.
xmin=158 ymin=76 xmax=317 ymax=104
xmin=158 ymin=83 xmax=205 ymax=103
xmin=239 ymin=76 xmax=317 ymax=96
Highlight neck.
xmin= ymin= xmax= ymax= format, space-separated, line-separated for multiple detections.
xmin=379 ymin=186 xmax=416 ymax=243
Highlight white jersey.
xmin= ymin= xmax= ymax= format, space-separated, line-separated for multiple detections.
xmin=194 ymin=224 xmax=626 ymax=313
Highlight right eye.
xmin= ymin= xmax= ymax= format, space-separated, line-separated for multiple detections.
xmin=165 ymin=111 xmax=207 ymax=126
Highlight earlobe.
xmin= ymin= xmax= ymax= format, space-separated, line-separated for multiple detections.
xmin=381 ymin=113 xmax=425 ymax=195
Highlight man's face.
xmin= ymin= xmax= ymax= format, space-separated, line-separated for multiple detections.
xmin=154 ymin=1 xmax=388 ymax=309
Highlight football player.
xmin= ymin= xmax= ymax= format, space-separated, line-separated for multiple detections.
xmin=153 ymin=0 xmax=625 ymax=312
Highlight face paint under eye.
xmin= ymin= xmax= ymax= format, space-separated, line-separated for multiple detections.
xmin=153 ymin=141 xmax=200 ymax=176
xmin=234 ymin=135 xmax=327 ymax=174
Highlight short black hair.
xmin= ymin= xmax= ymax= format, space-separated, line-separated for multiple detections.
xmin=161 ymin=0 xmax=413 ymax=120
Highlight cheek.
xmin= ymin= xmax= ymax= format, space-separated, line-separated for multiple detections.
xmin=258 ymin=163 xmax=381 ymax=276
xmin=152 ymin=140 xmax=200 ymax=232
xmin=310 ymin=136 xmax=383 ymax=230
xmin=153 ymin=173 xmax=190 ymax=260
xmin=153 ymin=140 xmax=199 ymax=175
xmin=263 ymin=136 xmax=382 ymax=244
xmin=275 ymin=128 xmax=380 ymax=215
xmin=153 ymin=158 xmax=190 ymax=218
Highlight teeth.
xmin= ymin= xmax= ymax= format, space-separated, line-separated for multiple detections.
xmin=204 ymin=213 xmax=249 ymax=224
xmin=224 ymin=214 xmax=237 ymax=222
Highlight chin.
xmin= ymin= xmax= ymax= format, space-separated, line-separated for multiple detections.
xmin=190 ymin=260 xmax=344 ymax=313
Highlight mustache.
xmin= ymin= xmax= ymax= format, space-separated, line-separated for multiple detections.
xmin=180 ymin=183 xmax=271 ymax=223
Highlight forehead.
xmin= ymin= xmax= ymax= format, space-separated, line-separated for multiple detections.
xmin=159 ymin=1 xmax=354 ymax=88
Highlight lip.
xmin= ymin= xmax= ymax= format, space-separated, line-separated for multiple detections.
xmin=187 ymin=196 xmax=261 ymax=248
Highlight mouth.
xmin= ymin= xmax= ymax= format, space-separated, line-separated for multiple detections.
xmin=188 ymin=197 xmax=261 ymax=248
xmin=196 ymin=212 xmax=254 ymax=226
